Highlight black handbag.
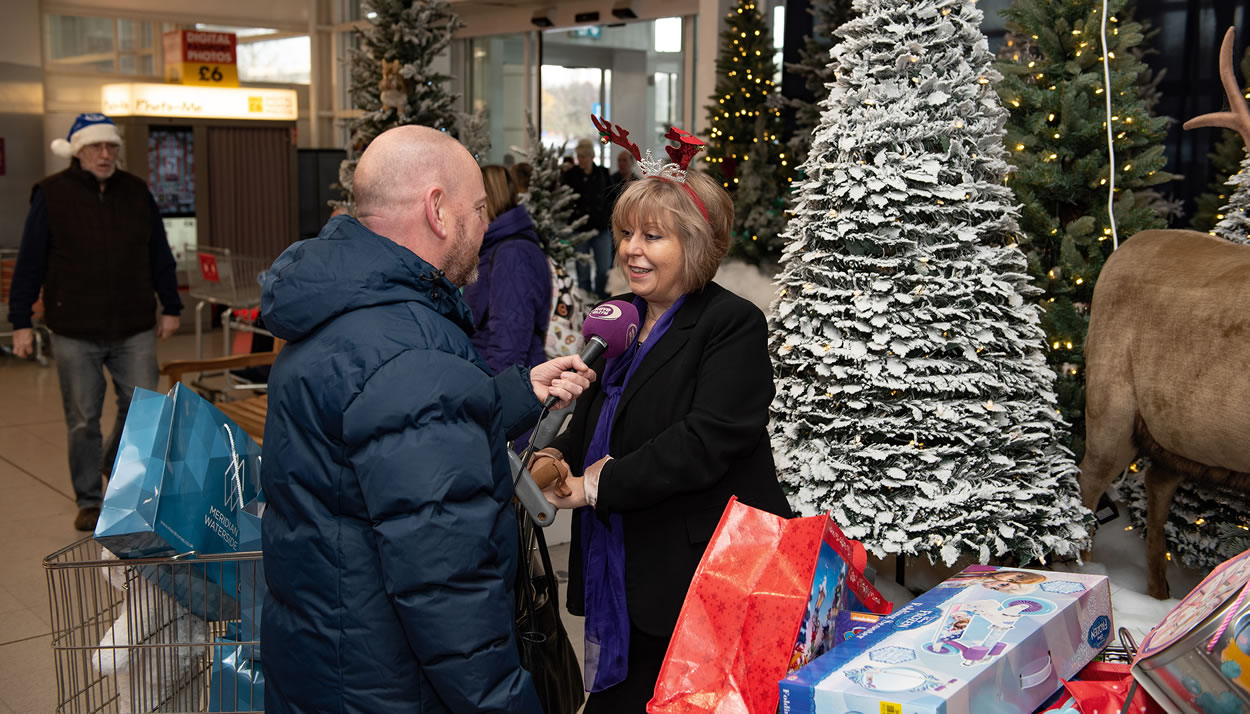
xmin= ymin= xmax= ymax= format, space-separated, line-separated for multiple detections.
xmin=515 ymin=511 xmax=586 ymax=714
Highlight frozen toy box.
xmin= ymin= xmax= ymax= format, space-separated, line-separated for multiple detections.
xmin=779 ymin=566 xmax=1112 ymax=714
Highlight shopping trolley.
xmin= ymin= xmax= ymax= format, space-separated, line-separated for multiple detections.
xmin=1 ymin=247 xmax=52 ymax=366
xmin=187 ymin=247 xmax=273 ymax=399
xmin=44 ymin=538 xmax=263 ymax=713
xmin=187 ymin=247 xmax=270 ymax=360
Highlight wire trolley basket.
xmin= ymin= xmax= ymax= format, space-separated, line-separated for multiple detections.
xmin=186 ymin=247 xmax=267 ymax=309
xmin=45 ymin=538 xmax=263 ymax=713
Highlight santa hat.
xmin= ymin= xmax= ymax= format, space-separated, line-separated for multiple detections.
xmin=51 ymin=113 xmax=123 ymax=159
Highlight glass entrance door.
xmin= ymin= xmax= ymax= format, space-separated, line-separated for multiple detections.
xmin=464 ymin=17 xmax=691 ymax=164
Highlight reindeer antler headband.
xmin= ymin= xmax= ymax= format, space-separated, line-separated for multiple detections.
xmin=591 ymin=114 xmax=710 ymax=224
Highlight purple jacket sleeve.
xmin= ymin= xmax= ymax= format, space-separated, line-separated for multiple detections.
xmin=479 ymin=241 xmax=551 ymax=374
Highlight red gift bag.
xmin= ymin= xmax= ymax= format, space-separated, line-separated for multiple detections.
xmin=647 ymin=497 xmax=891 ymax=714
xmin=1038 ymin=662 xmax=1165 ymax=714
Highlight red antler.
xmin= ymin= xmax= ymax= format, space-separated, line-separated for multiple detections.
xmin=664 ymin=127 xmax=706 ymax=170
xmin=591 ymin=115 xmax=641 ymax=162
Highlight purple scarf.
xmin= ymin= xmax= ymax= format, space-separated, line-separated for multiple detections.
xmin=580 ymin=294 xmax=686 ymax=692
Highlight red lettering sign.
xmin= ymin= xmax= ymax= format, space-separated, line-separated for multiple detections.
xmin=198 ymin=253 xmax=220 ymax=282
xmin=163 ymin=30 xmax=237 ymax=66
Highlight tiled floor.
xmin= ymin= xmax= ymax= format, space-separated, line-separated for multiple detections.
xmin=0 ymin=331 xmax=586 ymax=712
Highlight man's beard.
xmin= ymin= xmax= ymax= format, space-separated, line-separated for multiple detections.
xmin=443 ymin=220 xmax=480 ymax=287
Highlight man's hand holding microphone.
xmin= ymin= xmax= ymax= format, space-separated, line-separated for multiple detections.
xmin=526 ymin=300 xmax=641 ymax=512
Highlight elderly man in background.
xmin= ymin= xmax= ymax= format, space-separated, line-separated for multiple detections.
xmin=259 ymin=125 xmax=594 ymax=713
xmin=7 ymin=112 xmax=181 ymax=532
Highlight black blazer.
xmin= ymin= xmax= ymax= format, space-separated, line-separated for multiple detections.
xmin=551 ymin=281 xmax=792 ymax=638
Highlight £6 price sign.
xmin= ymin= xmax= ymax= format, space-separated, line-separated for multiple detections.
xmin=163 ymin=30 xmax=239 ymax=87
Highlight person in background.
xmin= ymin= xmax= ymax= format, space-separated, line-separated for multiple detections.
xmin=537 ymin=164 xmax=791 ymax=711
xmin=561 ymin=156 xmax=575 ymax=173
xmin=563 ymin=138 xmax=614 ymax=300
xmin=7 ymin=113 xmax=181 ymax=532
xmin=607 ymin=150 xmax=638 ymax=217
xmin=463 ymin=164 xmax=552 ymax=374
xmin=259 ymin=125 xmax=594 ymax=713
xmin=512 ymin=162 xmax=534 ymax=194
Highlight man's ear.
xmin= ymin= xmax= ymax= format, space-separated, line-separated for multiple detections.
xmin=424 ymin=185 xmax=448 ymax=240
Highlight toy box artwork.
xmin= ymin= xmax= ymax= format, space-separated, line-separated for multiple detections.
xmin=788 ymin=517 xmax=891 ymax=673
xmin=779 ymin=566 xmax=1112 ymax=714
xmin=1131 ymin=548 xmax=1250 ymax=714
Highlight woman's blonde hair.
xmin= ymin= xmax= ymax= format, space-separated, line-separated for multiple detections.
xmin=611 ymin=170 xmax=732 ymax=292
xmin=481 ymin=164 xmax=517 ymax=222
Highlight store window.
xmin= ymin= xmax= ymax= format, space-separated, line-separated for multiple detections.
xmin=195 ymin=25 xmax=311 ymax=85
xmin=238 ymin=36 xmax=311 ymax=84
xmin=535 ymin=18 xmax=689 ymax=165
xmin=45 ymin=15 xmax=160 ymax=75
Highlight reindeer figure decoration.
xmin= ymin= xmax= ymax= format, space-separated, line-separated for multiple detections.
xmin=378 ymin=59 xmax=407 ymax=115
xmin=1079 ymin=27 xmax=1250 ymax=599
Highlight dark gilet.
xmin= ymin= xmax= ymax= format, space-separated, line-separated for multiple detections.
xmin=37 ymin=162 xmax=157 ymax=340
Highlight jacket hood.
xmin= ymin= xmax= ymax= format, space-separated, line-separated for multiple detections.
xmin=261 ymin=215 xmax=472 ymax=341
xmin=481 ymin=205 xmax=539 ymax=252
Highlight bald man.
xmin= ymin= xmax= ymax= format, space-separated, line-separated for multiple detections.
xmin=259 ymin=126 xmax=593 ymax=714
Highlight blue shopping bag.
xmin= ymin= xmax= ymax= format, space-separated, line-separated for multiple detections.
xmin=209 ymin=640 xmax=265 ymax=712
xmin=95 ymin=383 xmax=263 ymax=620
xmin=95 ymin=383 xmax=262 ymax=558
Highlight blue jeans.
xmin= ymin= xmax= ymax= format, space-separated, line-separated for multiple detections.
xmin=54 ymin=330 xmax=158 ymax=507
xmin=576 ymin=228 xmax=615 ymax=299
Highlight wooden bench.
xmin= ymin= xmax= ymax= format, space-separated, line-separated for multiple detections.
xmin=160 ymin=340 xmax=283 ymax=447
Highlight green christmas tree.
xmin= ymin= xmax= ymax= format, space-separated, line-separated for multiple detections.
xmin=996 ymin=0 xmax=1175 ymax=459
xmin=785 ymin=0 xmax=856 ymax=167
xmin=1191 ymin=47 xmax=1250 ymax=233
xmin=705 ymin=0 xmax=793 ymax=264
xmin=334 ymin=0 xmax=468 ymax=210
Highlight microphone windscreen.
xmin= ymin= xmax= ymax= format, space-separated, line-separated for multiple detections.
xmin=583 ymin=300 xmax=640 ymax=358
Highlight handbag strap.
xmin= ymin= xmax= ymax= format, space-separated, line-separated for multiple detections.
xmin=514 ymin=504 xmax=570 ymax=638
xmin=533 ymin=523 xmax=562 ymax=616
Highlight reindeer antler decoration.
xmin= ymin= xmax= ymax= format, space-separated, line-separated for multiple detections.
xmin=589 ymin=114 xmax=711 ymax=223
xmin=664 ymin=128 xmax=706 ymax=171
xmin=591 ymin=115 xmax=641 ymax=161
xmin=1184 ymin=27 xmax=1250 ymax=149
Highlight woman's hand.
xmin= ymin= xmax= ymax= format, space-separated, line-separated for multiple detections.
xmin=545 ymin=475 xmax=586 ymax=509
xmin=529 ymin=355 xmax=596 ymax=409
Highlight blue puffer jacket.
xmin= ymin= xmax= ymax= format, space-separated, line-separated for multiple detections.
xmin=259 ymin=216 xmax=544 ymax=714
xmin=462 ymin=205 xmax=551 ymax=374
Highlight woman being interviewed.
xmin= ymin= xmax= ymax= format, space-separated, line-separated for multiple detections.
xmin=539 ymin=144 xmax=792 ymax=711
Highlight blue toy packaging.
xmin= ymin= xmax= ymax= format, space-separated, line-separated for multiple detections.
xmin=788 ymin=515 xmax=892 ymax=673
xmin=780 ymin=565 xmax=1112 ymax=714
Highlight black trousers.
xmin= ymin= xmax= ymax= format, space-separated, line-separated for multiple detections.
xmin=581 ymin=624 xmax=672 ymax=713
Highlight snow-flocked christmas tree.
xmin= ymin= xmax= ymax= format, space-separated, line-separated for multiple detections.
xmin=995 ymin=0 xmax=1174 ymax=459
xmin=769 ymin=0 xmax=1090 ymax=566
xmin=1209 ymin=147 xmax=1250 ymax=244
xmin=705 ymin=0 xmax=792 ymax=264
xmin=516 ymin=111 xmax=595 ymax=264
xmin=334 ymin=0 xmax=470 ymax=209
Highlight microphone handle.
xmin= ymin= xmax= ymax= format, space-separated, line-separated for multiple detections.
xmin=531 ymin=403 xmax=571 ymax=451
xmin=542 ymin=335 xmax=608 ymax=409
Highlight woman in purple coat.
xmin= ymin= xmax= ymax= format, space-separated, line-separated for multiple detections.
xmin=463 ymin=165 xmax=552 ymax=374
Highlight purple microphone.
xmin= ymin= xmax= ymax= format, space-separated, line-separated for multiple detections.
xmin=542 ymin=299 xmax=640 ymax=408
